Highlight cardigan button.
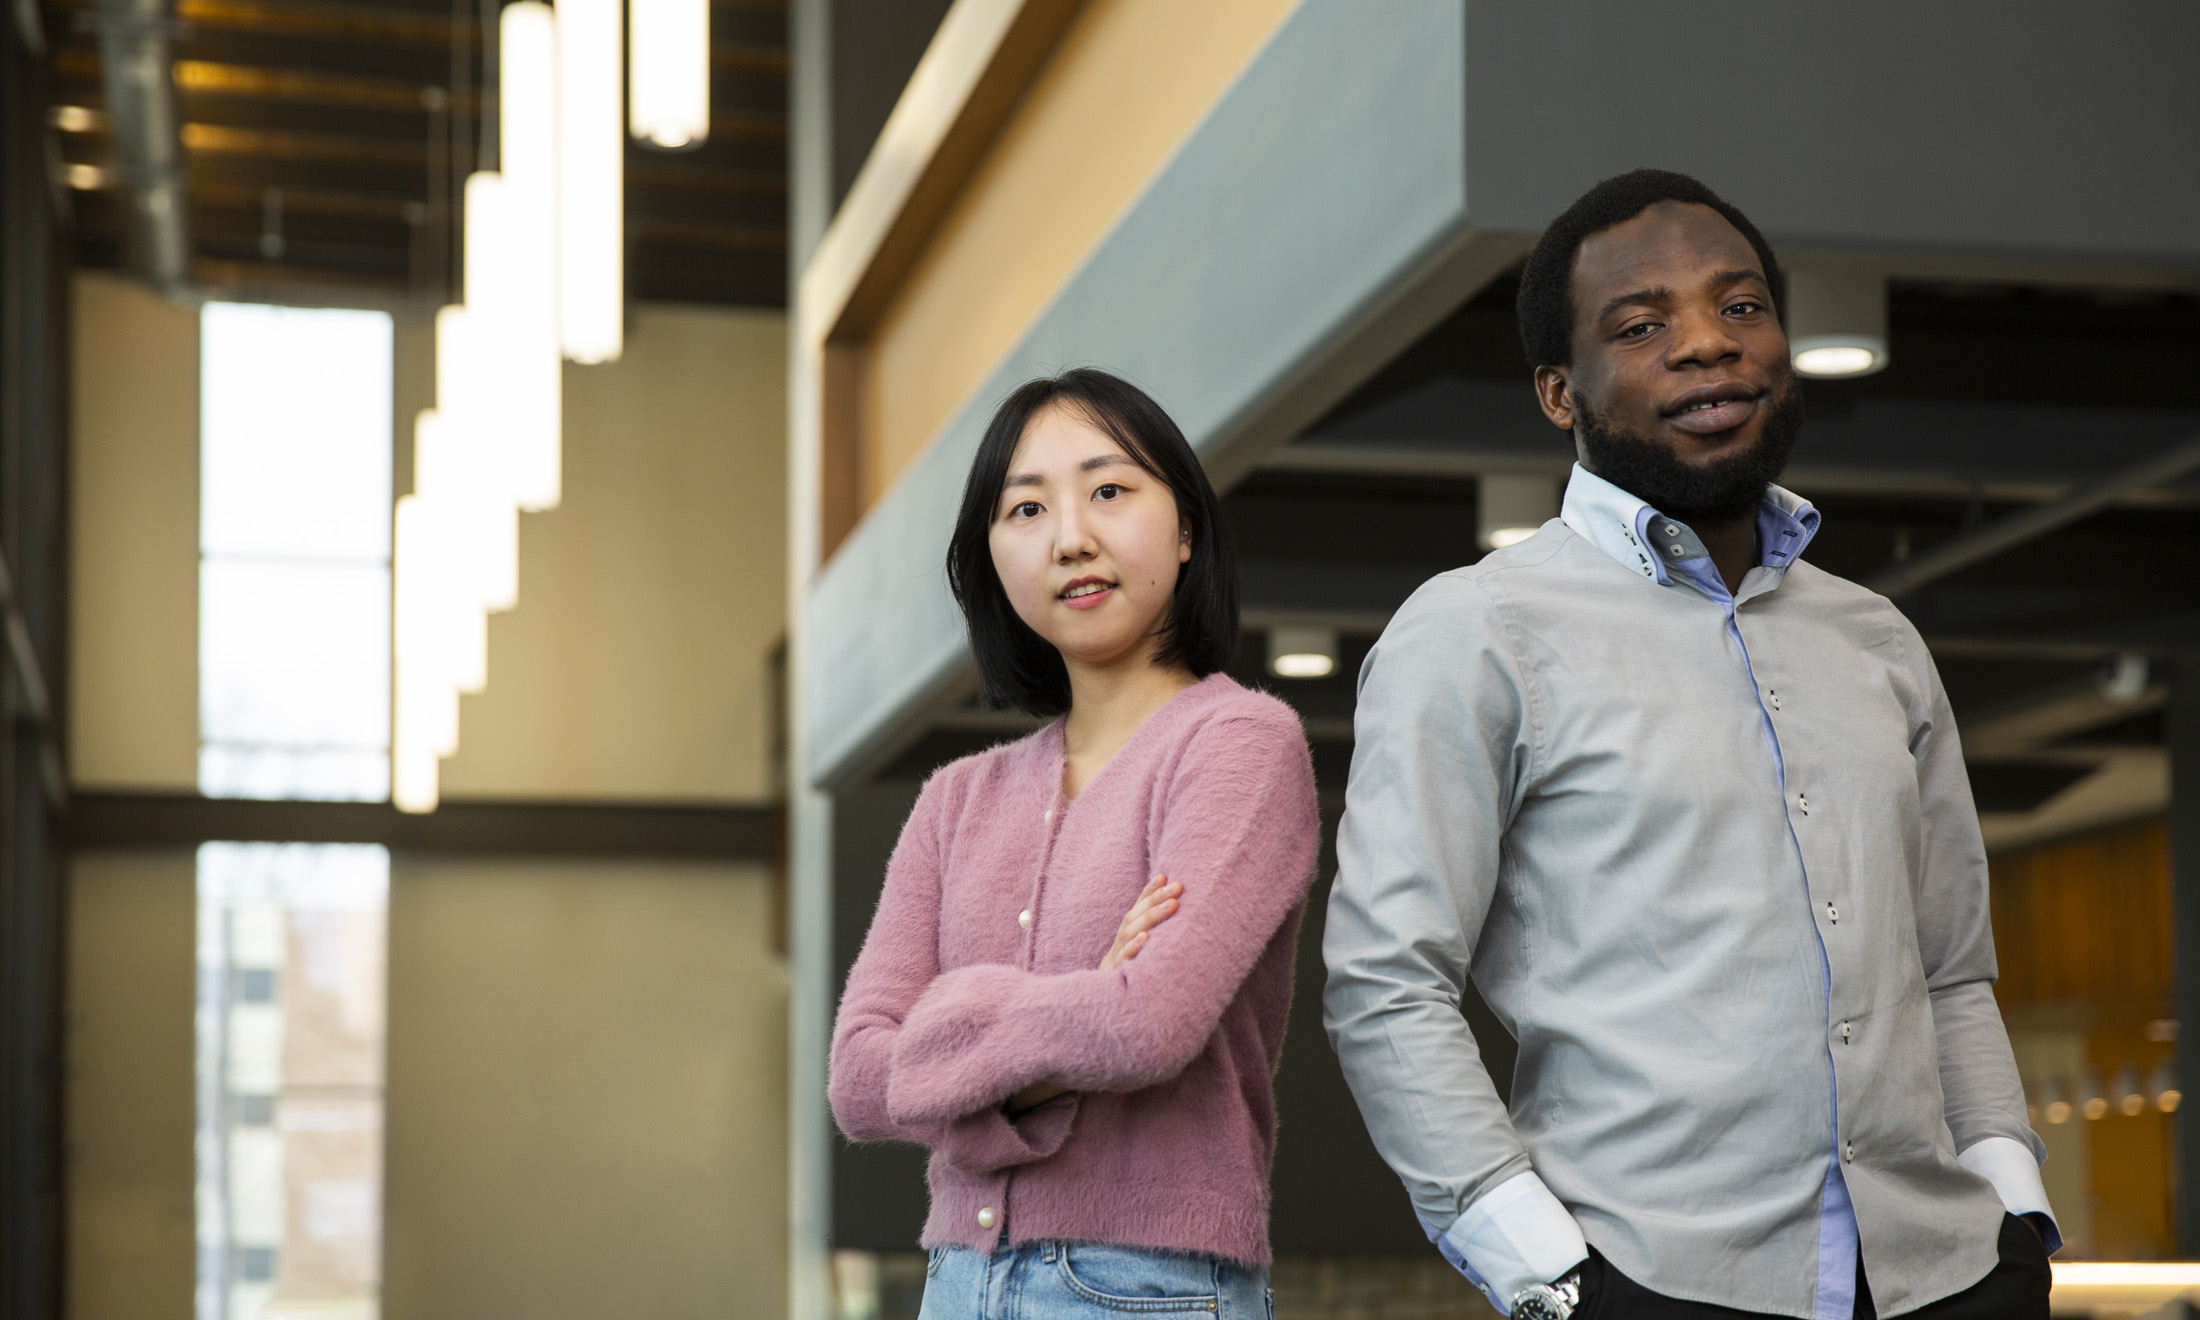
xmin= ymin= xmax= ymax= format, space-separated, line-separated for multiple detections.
xmin=977 ymin=1207 xmax=997 ymax=1229
xmin=1017 ymin=910 xmax=1032 ymax=930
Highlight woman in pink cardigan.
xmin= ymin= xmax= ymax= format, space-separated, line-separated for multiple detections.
xmin=829 ymin=369 xmax=1320 ymax=1320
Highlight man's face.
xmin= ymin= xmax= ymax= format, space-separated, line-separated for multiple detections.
xmin=1533 ymin=201 xmax=1801 ymax=523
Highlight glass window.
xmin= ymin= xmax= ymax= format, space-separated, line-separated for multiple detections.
xmin=199 ymin=302 xmax=393 ymax=802
xmin=196 ymin=842 xmax=388 ymax=1320
xmin=197 ymin=300 xmax=395 ymax=1320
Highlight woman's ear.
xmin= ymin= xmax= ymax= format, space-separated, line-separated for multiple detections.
xmin=1177 ymin=520 xmax=1192 ymax=564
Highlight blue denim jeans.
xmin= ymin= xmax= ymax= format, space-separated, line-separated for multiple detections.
xmin=919 ymin=1241 xmax=1271 ymax=1320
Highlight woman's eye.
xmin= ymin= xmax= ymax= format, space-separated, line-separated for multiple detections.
xmin=1094 ymin=484 xmax=1123 ymax=501
xmin=1010 ymin=500 xmax=1042 ymax=519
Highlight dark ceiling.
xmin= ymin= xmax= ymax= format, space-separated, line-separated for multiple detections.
xmin=47 ymin=0 xmax=788 ymax=305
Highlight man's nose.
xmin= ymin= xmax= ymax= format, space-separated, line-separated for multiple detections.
xmin=1666 ymin=306 xmax=1744 ymax=368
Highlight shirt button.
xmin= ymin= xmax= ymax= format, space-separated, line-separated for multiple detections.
xmin=977 ymin=1207 xmax=996 ymax=1229
xmin=1017 ymin=909 xmax=1032 ymax=930
xmin=1843 ymin=1142 xmax=1856 ymax=1163
xmin=1798 ymin=794 xmax=1810 ymax=815
xmin=1664 ymin=524 xmax=1680 ymax=536
xmin=1768 ymin=692 xmax=1782 ymax=710
xmin=1826 ymin=901 xmax=1839 ymax=924
xmin=1840 ymin=1021 xmax=1853 ymax=1044
xmin=1666 ymin=543 xmax=1685 ymax=557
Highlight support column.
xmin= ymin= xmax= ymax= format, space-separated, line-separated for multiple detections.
xmin=2173 ymin=650 xmax=2200 ymax=1255
xmin=786 ymin=5 xmax=836 ymax=1319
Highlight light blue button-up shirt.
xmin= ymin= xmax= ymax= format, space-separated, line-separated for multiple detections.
xmin=1324 ymin=465 xmax=2056 ymax=1318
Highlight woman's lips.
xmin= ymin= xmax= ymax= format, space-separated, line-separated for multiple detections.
xmin=1666 ymin=397 xmax=1758 ymax=435
xmin=1060 ymin=583 xmax=1116 ymax=610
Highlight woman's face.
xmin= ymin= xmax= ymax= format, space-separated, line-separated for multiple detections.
xmin=988 ymin=403 xmax=1191 ymax=675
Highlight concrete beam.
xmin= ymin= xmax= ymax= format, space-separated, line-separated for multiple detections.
xmin=1459 ymin=2 xmax=2200 ymax=270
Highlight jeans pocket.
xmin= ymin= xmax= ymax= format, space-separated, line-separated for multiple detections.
xmin=1055 ymin=1243 xmax=1222 ymax=1313
xmin=927 ymin=1247 xmax=946 ymax=1279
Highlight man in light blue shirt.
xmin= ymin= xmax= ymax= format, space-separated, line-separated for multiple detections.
xmin=1323 ymin=170 xmax=2056 ymax=1320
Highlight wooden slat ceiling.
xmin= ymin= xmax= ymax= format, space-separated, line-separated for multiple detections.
xmin=47 ymin=0 xmax=787 ymax=306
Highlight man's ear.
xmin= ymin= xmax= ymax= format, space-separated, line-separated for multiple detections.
xmin=1533 ymin=365 xmax=1577 ymax=431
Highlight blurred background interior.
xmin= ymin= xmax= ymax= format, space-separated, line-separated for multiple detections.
xmin=1 ymin=1 xmax=2197 ymax=1318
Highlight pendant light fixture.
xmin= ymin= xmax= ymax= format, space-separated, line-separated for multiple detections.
xmin=559 ymin=0 xmax=624 ymax=362
xmin=397 ymin=0 xmax=637 ymax=812
xmin=629 ymin=0 xmax=710 ymax=149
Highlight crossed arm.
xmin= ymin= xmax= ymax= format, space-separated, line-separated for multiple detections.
xmin=827 ymin=715 xmax=1319 ymax=1170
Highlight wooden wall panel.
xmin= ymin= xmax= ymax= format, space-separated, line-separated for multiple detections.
xmin=1990 ymin=818 xmax=2171 ymax=1013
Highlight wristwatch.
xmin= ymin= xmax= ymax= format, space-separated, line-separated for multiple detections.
xmin=1510 ymin=1269 xmax=1583 ymax=1320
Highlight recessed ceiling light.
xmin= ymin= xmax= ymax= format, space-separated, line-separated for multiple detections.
xmin=1479 ymin=474 xmax=1557 ymax=551
xmin=1791 ymin=340 xmax=1886 ymax=378
xmin=1268 ymin=625 xmax=1338 ymax=681
xmin=1785 ymin=262 xmax=1890 ymax=377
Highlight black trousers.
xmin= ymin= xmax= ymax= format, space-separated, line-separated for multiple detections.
xmin=1577 ymin=1214 xmax=2050 ymax=1320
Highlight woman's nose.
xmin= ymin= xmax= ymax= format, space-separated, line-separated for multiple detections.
xmin=1054 ymin=508 xmax=1098 ymax=560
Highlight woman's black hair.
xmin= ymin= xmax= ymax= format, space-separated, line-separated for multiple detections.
xmin=945 ymin=368 xmax=1238 ymax=718
xmin=1515 ymin=168 xmax=1784 ymax=369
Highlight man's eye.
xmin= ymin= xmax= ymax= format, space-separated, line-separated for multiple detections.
xmin=1619 ymin=321 xmax=1659 ymax=339
xmin=1726 ymin=300 xmax=1762 ymax=315
xmin=1094 ymin=484 xmax=1123 ymax=501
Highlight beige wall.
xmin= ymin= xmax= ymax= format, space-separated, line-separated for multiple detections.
xmin=66 ymin=851 xmax=790 ymax=1320
xmin=860 ymin=0 xmax=1299 ymax=506
xmin=67 ymin=849 xmax=198 ymax=1320
xmin=382 ymin=857 xmax=788 ymax=1320
xmin=440 ymin=304 xmax=789 ymax=802
xmin=69 ymin=274 xmax=200 ymax=791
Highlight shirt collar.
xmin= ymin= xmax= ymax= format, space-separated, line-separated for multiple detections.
xmin=1558 ymin=462 xmax=1821 ymax=591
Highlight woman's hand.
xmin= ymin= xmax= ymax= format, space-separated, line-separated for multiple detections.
xmin=1005 ymin=1081 xmax=1069 ymax=1114
xmin=1100 ymin=873 xmax=1181 ymax=971
xmin=1003 ymin=877 xmax=1179 ymax=1115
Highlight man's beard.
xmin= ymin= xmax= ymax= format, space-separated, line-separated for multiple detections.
xmin=1574 ymin=382 xmax=1805 ymax=525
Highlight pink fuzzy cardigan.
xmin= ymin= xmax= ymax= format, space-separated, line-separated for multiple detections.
xmin=828 ymin=674 xmax=1320 ymax=1266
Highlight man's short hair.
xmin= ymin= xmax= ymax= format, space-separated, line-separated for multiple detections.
xmin=1515 ymin=168 xmax=1784 ymax=370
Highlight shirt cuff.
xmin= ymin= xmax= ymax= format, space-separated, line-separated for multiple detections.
xmin=1432 ymin=1171 xmax=1590 ymax=1315
xmin=1958 ymin=1136 xmax=2062 ymax=1254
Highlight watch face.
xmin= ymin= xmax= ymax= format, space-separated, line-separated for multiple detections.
xmin=1512 ymin=1292 xmax=1563 ymax=1320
